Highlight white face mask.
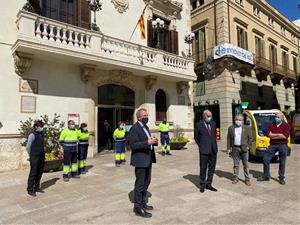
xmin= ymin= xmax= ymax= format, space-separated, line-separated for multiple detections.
xmin=205 ymin=117 xmax=212 ymax=123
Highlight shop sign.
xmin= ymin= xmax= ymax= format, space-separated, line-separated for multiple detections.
xmin=67 ymin=113 xmax=80 ymax=125
xmin=214 ymin=43 xmax=253 ymax=64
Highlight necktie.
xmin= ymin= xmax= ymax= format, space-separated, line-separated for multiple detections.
xmin=207 ymin=124 xmax=211 ymax=136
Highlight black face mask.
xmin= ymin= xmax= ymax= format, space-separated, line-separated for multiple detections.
xmin=141 ymin=117 xmax=148 ymax=125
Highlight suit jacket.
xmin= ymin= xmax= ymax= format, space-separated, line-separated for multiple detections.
xmin=194 ymin=120 xmax=218 ymax=154
xmin=227 ymin=125 xmax=253 ymax=152
xmin=129 ymin=122 xmax=156 ymax=168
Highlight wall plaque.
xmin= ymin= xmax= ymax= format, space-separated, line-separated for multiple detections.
xmin=21 ymin=96 xmax=36 ymax=113
xmin=19 ymin=78 xmax=38 ymax=93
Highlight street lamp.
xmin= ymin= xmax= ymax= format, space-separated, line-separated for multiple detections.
xmin=184 ymin=31 xmax=195 ymax=57
xmin=86 ymin=0 xmax=103 ymax=32
xmin=152 ymin=18 xmax=165 ymax=49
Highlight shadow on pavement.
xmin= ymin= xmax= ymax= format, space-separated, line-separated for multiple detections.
xmin=249 ymin=169 xmax=279 ymax=182
xmin=86 ymin=165 xmax=94 ymax=172
xmin=215 ymin=170 xmax=234 ymax=181
xmin=183 ymin=174 xmax=200 ymax=189
xmin=41 ymin=178 xmax=60 ymax=190
xmin=128 ymin=190 xmax=152 ymax=204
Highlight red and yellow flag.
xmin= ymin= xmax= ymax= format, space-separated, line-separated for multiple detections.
xmin=138 ymin=10 xmax=146 ymax=40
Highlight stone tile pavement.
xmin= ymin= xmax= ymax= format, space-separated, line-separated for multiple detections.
xmin=0 ymin=143 xmax=299 ymax=224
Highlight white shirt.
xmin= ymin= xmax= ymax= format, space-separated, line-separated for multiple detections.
xmin=234 ymin=126 xmax=242 ymax=146
xmin=138 ymin=121 xmax=153 ymax=150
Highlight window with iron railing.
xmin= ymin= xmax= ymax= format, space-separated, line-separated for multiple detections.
xmin=269 ymin=44 xmax=277 ymax=66
xmin=237 ymin=26 xmax=248 ymax=50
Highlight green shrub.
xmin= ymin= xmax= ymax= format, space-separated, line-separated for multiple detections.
xmin=19 ymin=114 xmax=65 ymax=160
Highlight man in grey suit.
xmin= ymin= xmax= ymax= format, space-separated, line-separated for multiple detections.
xmin=227 ymin=114 xmax=253 ymax=186
xmin=194 ymin=110 xmax=218 ymax=193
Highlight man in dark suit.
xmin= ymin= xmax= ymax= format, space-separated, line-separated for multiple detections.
xmin=194 ymin=110 xmax=218 ymax=193
xmin=129 ymin=108 xmax=157 ymax=218
xmin=227 ymin=114 xmax=253 ymax=186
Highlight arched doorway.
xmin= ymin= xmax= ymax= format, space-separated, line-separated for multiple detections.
xmin=155 ymin=89 xmax=167 ymax=121
xmin=97 ymin=84 xmax=135 ymax=152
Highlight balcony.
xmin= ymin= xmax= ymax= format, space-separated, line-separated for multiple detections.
xmin=253 ymin=54 xmax=271 ymax=81
xmin=12 ymin=11 xmax=195 ymax=81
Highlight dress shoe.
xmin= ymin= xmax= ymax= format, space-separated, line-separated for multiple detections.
xmin=143 ymin=204 xmax=154 ymax=210
xmin=257 ymin=176 xmax=270 ymax=182
xmin=200 ymin=187 xmax=205 ymax=193
xmin=245 ymin=180 xmax=251 ymax=186
xmin=27 ymin=191 xmax=36 ymax=197
xmin=133 ymin=208 xmax=152 ymax=218
xmin=35 ymin=188 xmax=45 ymax=193
xmin=279 ymin=179 xmax=286 ymax=185
xmin=232 ymin=179 xmax=239 ymax=184
xmin=206 ymin=185 xmax=217 ymax=192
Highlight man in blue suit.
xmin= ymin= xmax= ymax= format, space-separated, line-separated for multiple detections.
xmin=129 ymin=108 xmax=157 ymax=218
xmin=194 ymin=109 xmax=218 ymax=193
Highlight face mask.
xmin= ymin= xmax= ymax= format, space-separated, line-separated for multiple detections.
xmin=205 ymin=117 xmax=212 ymax=123
xmin=275 ymin=117 xmax=281 ymax=124
xmin=36 ymin=127 xmax=43 ymax=132
xmin=82 ymin=127 xmax=88 ymax=131
xmin=141 ymin=117 xmax=148 ymax=125
xmin=235 ymin=120 xmax=242 ymax=127
xmin=69 ymin=125 xmax=75 ymax=130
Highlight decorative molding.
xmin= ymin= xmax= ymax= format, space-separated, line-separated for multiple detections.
xmin=252 ymin=28 xmax=264 ymax=37
xmin=146 ymin=0 xmax=183 ymax=17
xmin=280 ymin=45 xmax=289 ymax=51
xmin=234 ymin=17 xmax=248 ymax=28
xmin=80 ymin=64 xmax=96 ymax=83
xmin=176 ymin=81 xmax=189 ymax=94
xmin=95 ymin=70 xmax=136 ymax=91
xmin=13 ymin=52 xmax=33 ymax=76
xmin=111 ymin=0 xmax=129 ymax=14
xmin=145 ymin=75 xmax=157 ymax=91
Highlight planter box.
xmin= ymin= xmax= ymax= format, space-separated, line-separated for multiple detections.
xmin=170 ymin=142 xmax=187 ymax=150
xmin=44 ymin=159 xmax=63 ymax=172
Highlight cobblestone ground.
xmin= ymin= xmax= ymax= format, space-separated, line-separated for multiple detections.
xmin=0 ymin=143 xmax=299 ymax=224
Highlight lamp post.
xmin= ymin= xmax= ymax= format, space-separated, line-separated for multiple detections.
xmin=86 ymin=0 xmax=103 ymax=32
xmin=152 ymin=18 xmax=165 ymax=49
xmin=184 ymin=31 xmax=195 ymax=57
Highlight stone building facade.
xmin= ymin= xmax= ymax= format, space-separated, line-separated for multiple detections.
xmin=0 ymin=0 xmax=196 ymax=172
xmin=191 ymin=0 xmax=300 ymax=145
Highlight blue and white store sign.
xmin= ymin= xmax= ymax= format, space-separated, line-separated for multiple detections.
xmin=214 ymin=43 xmax=253 ymax=65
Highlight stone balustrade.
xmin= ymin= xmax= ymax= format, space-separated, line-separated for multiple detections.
xmin=14 ymin=11 xmax=195 ymax=80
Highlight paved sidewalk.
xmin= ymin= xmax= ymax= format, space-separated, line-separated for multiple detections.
xmin=0 ymin=144 xmax=299 ymax=224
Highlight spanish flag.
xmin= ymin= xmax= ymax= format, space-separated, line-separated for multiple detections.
xmin=138 ymin=9 xmax=146 ymax=40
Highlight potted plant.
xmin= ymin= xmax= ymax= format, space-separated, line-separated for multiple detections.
xmin=170 ymin=125 xmax=189 ymax=150
xmin=19 ymin=114 xmax=65 ymax=171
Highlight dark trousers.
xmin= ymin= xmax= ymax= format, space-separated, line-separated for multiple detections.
xmin=199 ymin=153 xmax=217 ymax=188
xmin=160 ymin=134 xmax=170 ymax=146
xmin=134 ymin=165 xmax=152 ymax=209
xmin=27 ymin=154 xmax=45 ymax=192
xmin=63 ymin=147 xmax=77 ymax=178
xmin=263 ymin=144 xmax=288 ymax=179
xmin=78 ymin=144 xmax=88 ymax=172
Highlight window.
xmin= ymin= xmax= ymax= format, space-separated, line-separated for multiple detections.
xmin=191 ymin=0 xmax=204 ymax=10
xmin=195 ymin=75 xmax=205 ymax=96
xmin=98 ymin=84 xmax=135 ymax=106
xmin=155 ymin=89 xmax=167 ymax=121
xmin=269 ymin=44 xmax=277 ymax=65
xmin=255 ymin=36 xmax=264 ymax=58
xmin=235 ymin=0 xmax=243 ymax=6
xmin=237 ymin=26 xmax=248 ymax=50
xmin=282 ymin=51 xmax=289 ymax=70
xmin=39 ymin=0 xmax=90 ymax=29
xmin=240 ymin=81 xmax=247 ymax=95
xmin=293 ymin=56 xmax=298 ymax=74
xmin=147 ymin=17 xmax=178 ymax=54
xmin=285 ymin=89 xmax=289 ymax=102
xmin=193 ymin=27 xmax=206 ymax=63
xmin=268 ymin=17 xmax=274 ymax=27
xmin=281 ymin=26 xmax=286 ymax=36
xmin=253 ymin=7 xmax=260 ymax=18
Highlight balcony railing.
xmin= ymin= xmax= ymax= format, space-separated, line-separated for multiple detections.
xmin=13 ymin=11 xmax=195 ymax=80
xmin=253 ymin=54 xmax=271 ymax=72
